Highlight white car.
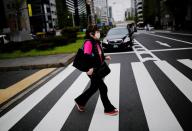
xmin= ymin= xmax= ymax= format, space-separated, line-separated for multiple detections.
xmin=145 ymin=25 xmax=154 ymax=31
xmin=0 ymin=35 xmax=10 ymax=44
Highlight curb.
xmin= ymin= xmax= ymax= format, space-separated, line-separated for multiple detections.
xmin=0 ymin=53 xmax=75 ymax=72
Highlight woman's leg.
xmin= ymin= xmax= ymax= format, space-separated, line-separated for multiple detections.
xmin=97 ymin=78 xmax=115 ymax=112
xmin=75 ymin=76 xmax=99 ymax=106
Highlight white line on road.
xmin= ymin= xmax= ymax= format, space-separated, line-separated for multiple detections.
xmin=151 ymin=47 xmax=192 ymax=52
xmin=34 ymin=73 xmax=89 ymax=131
xmin=156 ymin=41 xmax=171 ymax=47
xmin=147 ymin=33 xmax=192 ymax=45
xmin=88 ymin=64 xmax=120 ymax=131
xmin=133 ymin=39 xmax=160 ymax=62
xmin=105 ymin=51 xmax=135 ymax=55
xmin=155 ymin=61 xmax=192 ymax=102
xmin=155 ymin=31 xmax=192 ymax=36
xmin=132 ymin=62 xmax=183 ymax=131
xmin=0 ymin=64 xmax=76 ymax=131
xmin=177 ymin=59 xmax=192 ymax=69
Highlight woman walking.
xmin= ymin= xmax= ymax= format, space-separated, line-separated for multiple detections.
xmin=74 ymin=25 xmax=118 ymax=116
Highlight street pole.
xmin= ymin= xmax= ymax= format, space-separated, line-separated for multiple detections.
xmin=72 ymin=12 xmax=75 ymax=27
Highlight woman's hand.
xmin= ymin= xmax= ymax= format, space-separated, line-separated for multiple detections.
xmin=87 ymin=68 xmax=94 ymax=76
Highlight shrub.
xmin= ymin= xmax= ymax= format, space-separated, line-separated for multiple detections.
xmin=100 ymin=26 xmax=112 ymax=38
xmin=0 ymin=36 xmax=75 ymax=53
xmin=61 ymin=27 xmax=79 ymax=38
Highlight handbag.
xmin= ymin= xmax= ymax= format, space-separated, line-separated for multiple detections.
xmin=94 ymin=62 xmax=111 ymax=78
xmin=73 ymin=48 xmax=91 ymax=72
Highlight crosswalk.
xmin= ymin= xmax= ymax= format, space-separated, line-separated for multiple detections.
xmin=0 ymin=59 xmax=192 ymax=131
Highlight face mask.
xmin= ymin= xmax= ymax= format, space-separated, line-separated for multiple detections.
xmin=95 ymin=32 xmax=100 ymax=39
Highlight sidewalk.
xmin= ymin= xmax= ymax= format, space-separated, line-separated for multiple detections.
xmin=0 ymin=53 xmax=76 ymax=71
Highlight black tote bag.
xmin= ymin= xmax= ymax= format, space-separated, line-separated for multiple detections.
xmin=94 ymin=62 xmax=111 ymax=78
xmin=73 ymin=48 xmax=91 ymax=72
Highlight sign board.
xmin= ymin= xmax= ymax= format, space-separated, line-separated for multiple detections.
xmin=28 ymin=4 xmax=32 ymax=17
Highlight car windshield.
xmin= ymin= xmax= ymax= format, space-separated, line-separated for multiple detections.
xmin=107 ymin=28 xmax=128 ymax=36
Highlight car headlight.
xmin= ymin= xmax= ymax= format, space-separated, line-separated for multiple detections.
xmin=103 ymin=39 xmax=108 ymax=44
xmin=124 ymin=37 xmax=130 ymax=43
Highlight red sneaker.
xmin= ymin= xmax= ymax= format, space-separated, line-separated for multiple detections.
xmin=104 ymin=109 xmax=118 ymax=116
xmin=75 ymin=101 xmax=85 ymax=112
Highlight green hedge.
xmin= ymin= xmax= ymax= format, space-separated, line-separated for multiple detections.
xmin=61 ymin=27 xmax=79 ymax=38
xmin=100 ymin=26 xmax=113 ymax=38
xmin=0 ymin=36 xmax=74 ymax=53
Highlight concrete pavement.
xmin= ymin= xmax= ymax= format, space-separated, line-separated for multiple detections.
xmin=0 ymin=53 xmax=76 ymax=71
xmin=0 ymin=53 xmax=75 ymax=107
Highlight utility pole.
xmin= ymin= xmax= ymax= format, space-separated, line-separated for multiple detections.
xmin=72 ymin=12 xmax=75 ymax=27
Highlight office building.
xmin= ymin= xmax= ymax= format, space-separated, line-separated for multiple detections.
xmin=94 ymin=0 xmax=109 ymax=25
xmin=27 ymin=0 xmax=57 ymax=33
xmin=74 ymin=0 xmax=88 ymax=27
xmin=136 ymin=0 xmax=143 ymax=23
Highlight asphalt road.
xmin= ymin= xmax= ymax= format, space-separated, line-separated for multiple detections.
xmin=0 ymin=31 xmax=192 ymax=131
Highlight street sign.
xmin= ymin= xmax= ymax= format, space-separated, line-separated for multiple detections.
xmin=28 ymin=4 xmax=32 ymax=17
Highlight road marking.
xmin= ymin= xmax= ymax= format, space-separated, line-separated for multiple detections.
xmin=147 ymin=33 xmax=192 ymax=45
xmin=151 ymin=47 xmax=192 ymax=52
xmin=133 ymin=39 xmax=160 ymax=62
xmin=156 ymin=41 xmax=171 ymax=47
xmin=155 ymin=31 xmax=192 ymax=36
xmin=132 ymin=62 xmax=183 ymax=131
xmin=0 ymin=68 xmax=56 ymax=105
xmin=155 ymin=61 xmax=192 ymax=102
xmin=88 ymin=64 xmax=120 ymax=131
xmin=34 ymin=73 xmax=89 ymax=131
xmin=0 ymin=64 xmax=75 ymax=131
xmin=178 ymin=59 xmax=192 ymax=69
xmin=105 ymin=51 xmax=135 ymax=55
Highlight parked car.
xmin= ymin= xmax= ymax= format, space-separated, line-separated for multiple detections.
xmin=102 ymin=27 xmax=133 ymax=50
xmin=0 ymin=35 xmax=10 ymax=44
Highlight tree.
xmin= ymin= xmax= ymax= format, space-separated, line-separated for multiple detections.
xmin=164 ymin=0 xmax=188 ymax=29
xmin=56 ymin=0 xmax=72 ymax=28
xmin=143 ymin=0 xmax=156 ymax=25
xmin=80 ymin=12 xmax=87 ymax=28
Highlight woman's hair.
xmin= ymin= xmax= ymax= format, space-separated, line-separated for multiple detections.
xmin=85 ymin=25 xmax=99 ymax=39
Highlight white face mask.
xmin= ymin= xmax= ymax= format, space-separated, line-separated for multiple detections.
xmin=95 ymin=32 xmax=100 ymax=39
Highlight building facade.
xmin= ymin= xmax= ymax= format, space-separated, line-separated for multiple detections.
xmin=74 ymin=0 xmax=87 ymax=27
xmin=1 ymin=0 xmax=31 ymax=33
xmin=130 ymin=0 xmax=135 ymax=18
xmin=136 ymin=0 xmax=143 ymax=24
xmin=87 ymin=0 xmax=96 ymax=25
xmin=27 ymin=0 xmax=57 ymax=33
xmin=94 ymin=0 xmax=109 ymax=25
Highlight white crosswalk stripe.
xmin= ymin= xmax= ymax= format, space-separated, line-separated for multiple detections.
xmin=131 ymin=62 xmax=183 ymax=131
xmin=0 ymin=64 xmax=76 ymax=131
xmin=34 ymin=73 xmax=89 ymax=131
xmin=88 ymin=64 xmax=120 ymax=131
xmin=155 ymin=60 xmax=192 ymax=102
xmin=0 ymin=60 xmax=191 ymax=131
xmin=177 ymin=59 xmax=192 ymax=69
